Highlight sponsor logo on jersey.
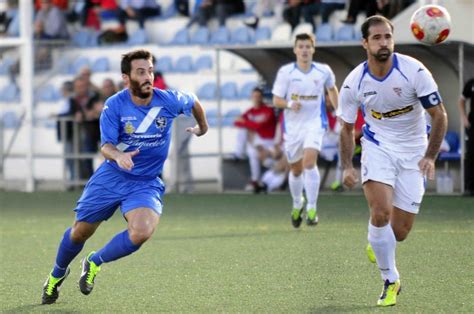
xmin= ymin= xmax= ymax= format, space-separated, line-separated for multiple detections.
xmin=290 ymin=94 xmax=319 ymax=101
xmin=393 ymin=87 xmax=402 ymax=97
xmin=125 ymin=121 xmax=135 ymax=134
xmin=121 ymin=116 xmax=137 ymax=121
xmin=370 ymin=105 xmax=414 ymax=120
xmin=155 ymin=116 xmax=168 ymax=131
xmin=363 ymin=91 xmax=377 ymax=97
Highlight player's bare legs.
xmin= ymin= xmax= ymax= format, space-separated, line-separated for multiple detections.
xmin=289 ymin=159 xmax=304 ymax=227
xmin=364 ymin=181 xmax=401 ymax=306
xmin=70 ymin=221 xmax=102 ymax=243
xmin=126 ymin=208 xmax=160 ymax=245
xmin=302 ymin=148 xmax=320 ymax=225
xmin=79 ymin=207 xmax=160 ymax=295
xmin=42 ymin=221 xmax=101 ymax=304
xmin=390 ymin=207 xmax=415 ymax=242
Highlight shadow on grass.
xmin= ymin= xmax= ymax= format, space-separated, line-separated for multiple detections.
xmin=159 ymin=229 xmax=297 ymax=241
xmin=3 ymin=303 xmax=81 ymax=313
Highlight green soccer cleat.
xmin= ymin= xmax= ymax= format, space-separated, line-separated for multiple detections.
xmin=377 ymin=279 xmax=401 ymax=307
xmin=291 ymin=207 xmax=304 ymax=228
xmin=79 ymin=252 xmax=101 ymax=295
xmin=367 ymin=243 xmax=376 ymax=263
xmin=306 ymin=208 xmax=318 ymax=226
xmin=42 ymin=267 xmax=70 ymax=305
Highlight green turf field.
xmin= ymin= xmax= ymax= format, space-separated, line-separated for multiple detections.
xmin=0 ymin=192 xmax=473 ymax=313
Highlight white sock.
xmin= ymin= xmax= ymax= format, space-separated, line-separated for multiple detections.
xmin=246 ymin=145 xmax=260 ymax=182
xmin=304 ymin=167 xmax=320 ymax=211
xmin=289 ymin=172 xmax=304 ymax=208
xmin=234 ymin=128 xmax=247 ymax=158
xmin=368 ymin=222 xmax=399 ymax=283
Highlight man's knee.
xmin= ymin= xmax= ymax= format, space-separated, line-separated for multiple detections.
xmin=70 ymin=222 xmax=98 ymax=243
xmin=128 ymin=225 xmax=155 ymax=245
xmin=370 ymin=205 xmax=391 ymax=226
xmin=392 ymin=225 xmax=411 ymax=242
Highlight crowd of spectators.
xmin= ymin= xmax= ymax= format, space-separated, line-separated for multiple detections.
xmin=1 ymin=1 xmax=416 ymax=42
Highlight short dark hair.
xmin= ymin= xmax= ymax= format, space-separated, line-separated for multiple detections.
xmin=121 ymin=49 xmax=153 ymax=75
xmin=361 ymin=15 xmax=394 ymax=40
xmin=252 ymin=87 xmax=263 ymax=95
xmin=294 ymin=33 xmax=315 ymax=47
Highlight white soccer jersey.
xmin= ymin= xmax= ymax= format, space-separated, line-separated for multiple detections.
xmin=337 ymin=53 xmax=442 ymax=153
xmin=272 ymin=62 xmax=336 ymax=140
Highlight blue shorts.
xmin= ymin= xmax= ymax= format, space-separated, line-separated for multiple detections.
xmin=74 ymin=162 xmax=165 ymax=223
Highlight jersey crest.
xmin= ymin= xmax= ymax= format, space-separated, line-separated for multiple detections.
xmin=155 ymin=116 xmax=168 ymax=131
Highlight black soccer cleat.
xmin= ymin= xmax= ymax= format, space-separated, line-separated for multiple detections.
xmin=291 ymin=207 xmax=304 ymax=228
xmin=79 ymin=252 xmax=101 ymax=295
xmin=42 ymin=267 xmax=70 ymax=305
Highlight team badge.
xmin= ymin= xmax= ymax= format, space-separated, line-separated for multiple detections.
xmin=124 ymin=121 xmax=135 ymax=134
xmin=155 ymin=116 xmax=167 ymax=131
xmin=393 ymin=87 xmax=402 ymax=97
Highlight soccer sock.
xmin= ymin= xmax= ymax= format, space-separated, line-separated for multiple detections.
xmin=303 ymin=167 xmax=320 ymax=211
xmin=289 ymin=172 xmax=304 ymax=208
xmin=368 ymin=222 xmax=399 ymax=283
xmin=246 ymin=145 xmax=261 ymax=182
xmin=51 ymin=228 xmax=84 ymax=278
xmin=90 ymin=230 xmax=141 ymax=266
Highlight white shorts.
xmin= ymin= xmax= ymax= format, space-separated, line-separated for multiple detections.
xmin=284 ymin=128 xmax=325 ymax=164
xmin=361 ymin=138 xmax=426 ymax=214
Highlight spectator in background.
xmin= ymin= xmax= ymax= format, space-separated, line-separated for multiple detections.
xmin=35 ymin=0 xmax=68 ymax=10
xmin=215 ymin=0 xmax=245 ymax=27
xmin=283 ymin=0 xmax=304 ymax=30
xmin=259 ymin=112 xmax=290 ymax=193
xmin=186 ymin=0 xmax=212 ymax=28
xmin=187 ymin=0 xmax=245 ymax=28
xmin=78 ymin=66 xmax=100 ymax=94
xmin=243 ymin=0 xmax=285 ymax=29
xmin=234 ymin=87 xmax=277 ymax=193
xmin=153 ymin=71 xmax=167 ymax=89
xmin=342 ymin=0 xmax=377 ymax=24
xmin=100 ymin=78 xmax=117 ymax=101
xmin=56 ymin=81 xmax=76 ymax=182
xmin=459 ymin=78 xmax=474 ymax=196
xmin=302 ymin=0 xmax=346 ymax=31
xmin=117 ymin=0 xmax=161 ymax=29
xmin=0 ymin=0 xmax=19 ymax=37
xmin=71 ymin=76 xmax=101 ymax=180
xmin=34 ymin=0 xmax=69 ymax=39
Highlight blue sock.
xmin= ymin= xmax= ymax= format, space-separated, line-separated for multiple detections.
xmin=51 ymin=228 xmax=84 ymax=278
xmin=90 ymin=230 xmax=141 ymax=266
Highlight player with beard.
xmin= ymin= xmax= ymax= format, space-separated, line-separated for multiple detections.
xmin=41 ymin=49 xmax=208 ymax=304
xmin=337 ymin=16 xmax=447 ymax=306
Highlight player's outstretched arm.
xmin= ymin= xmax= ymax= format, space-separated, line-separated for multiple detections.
xmin=340 ymin=121 xmax=359 ymax=189
xmin=101 ymin=143 xmax=139 ymax=171
xmin=186 ymin=100 xmax=208 ymax=137
xmin=327 ymin=86 xmax=339 ymax=110
xmin=419 ymin=103 xmax=448 ymax=180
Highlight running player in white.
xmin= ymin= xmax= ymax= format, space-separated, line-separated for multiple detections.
xmin=272 ymin=33 xmax=339 ymax=227
xmin=338 ymin=16 xmax=447 ymax=306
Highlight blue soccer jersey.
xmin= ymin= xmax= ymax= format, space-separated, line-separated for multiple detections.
xmin=100 ymin=88 xmax=196 ymax=178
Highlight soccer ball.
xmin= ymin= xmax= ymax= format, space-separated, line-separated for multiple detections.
xmin=410 ymin=5 xmax=451 ymax=45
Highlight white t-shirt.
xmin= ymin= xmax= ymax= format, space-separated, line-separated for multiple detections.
xmin=272 ymin=62 xmax=336 ymax=140
xmin=337 ymin=53 xmax=442 ymax=153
